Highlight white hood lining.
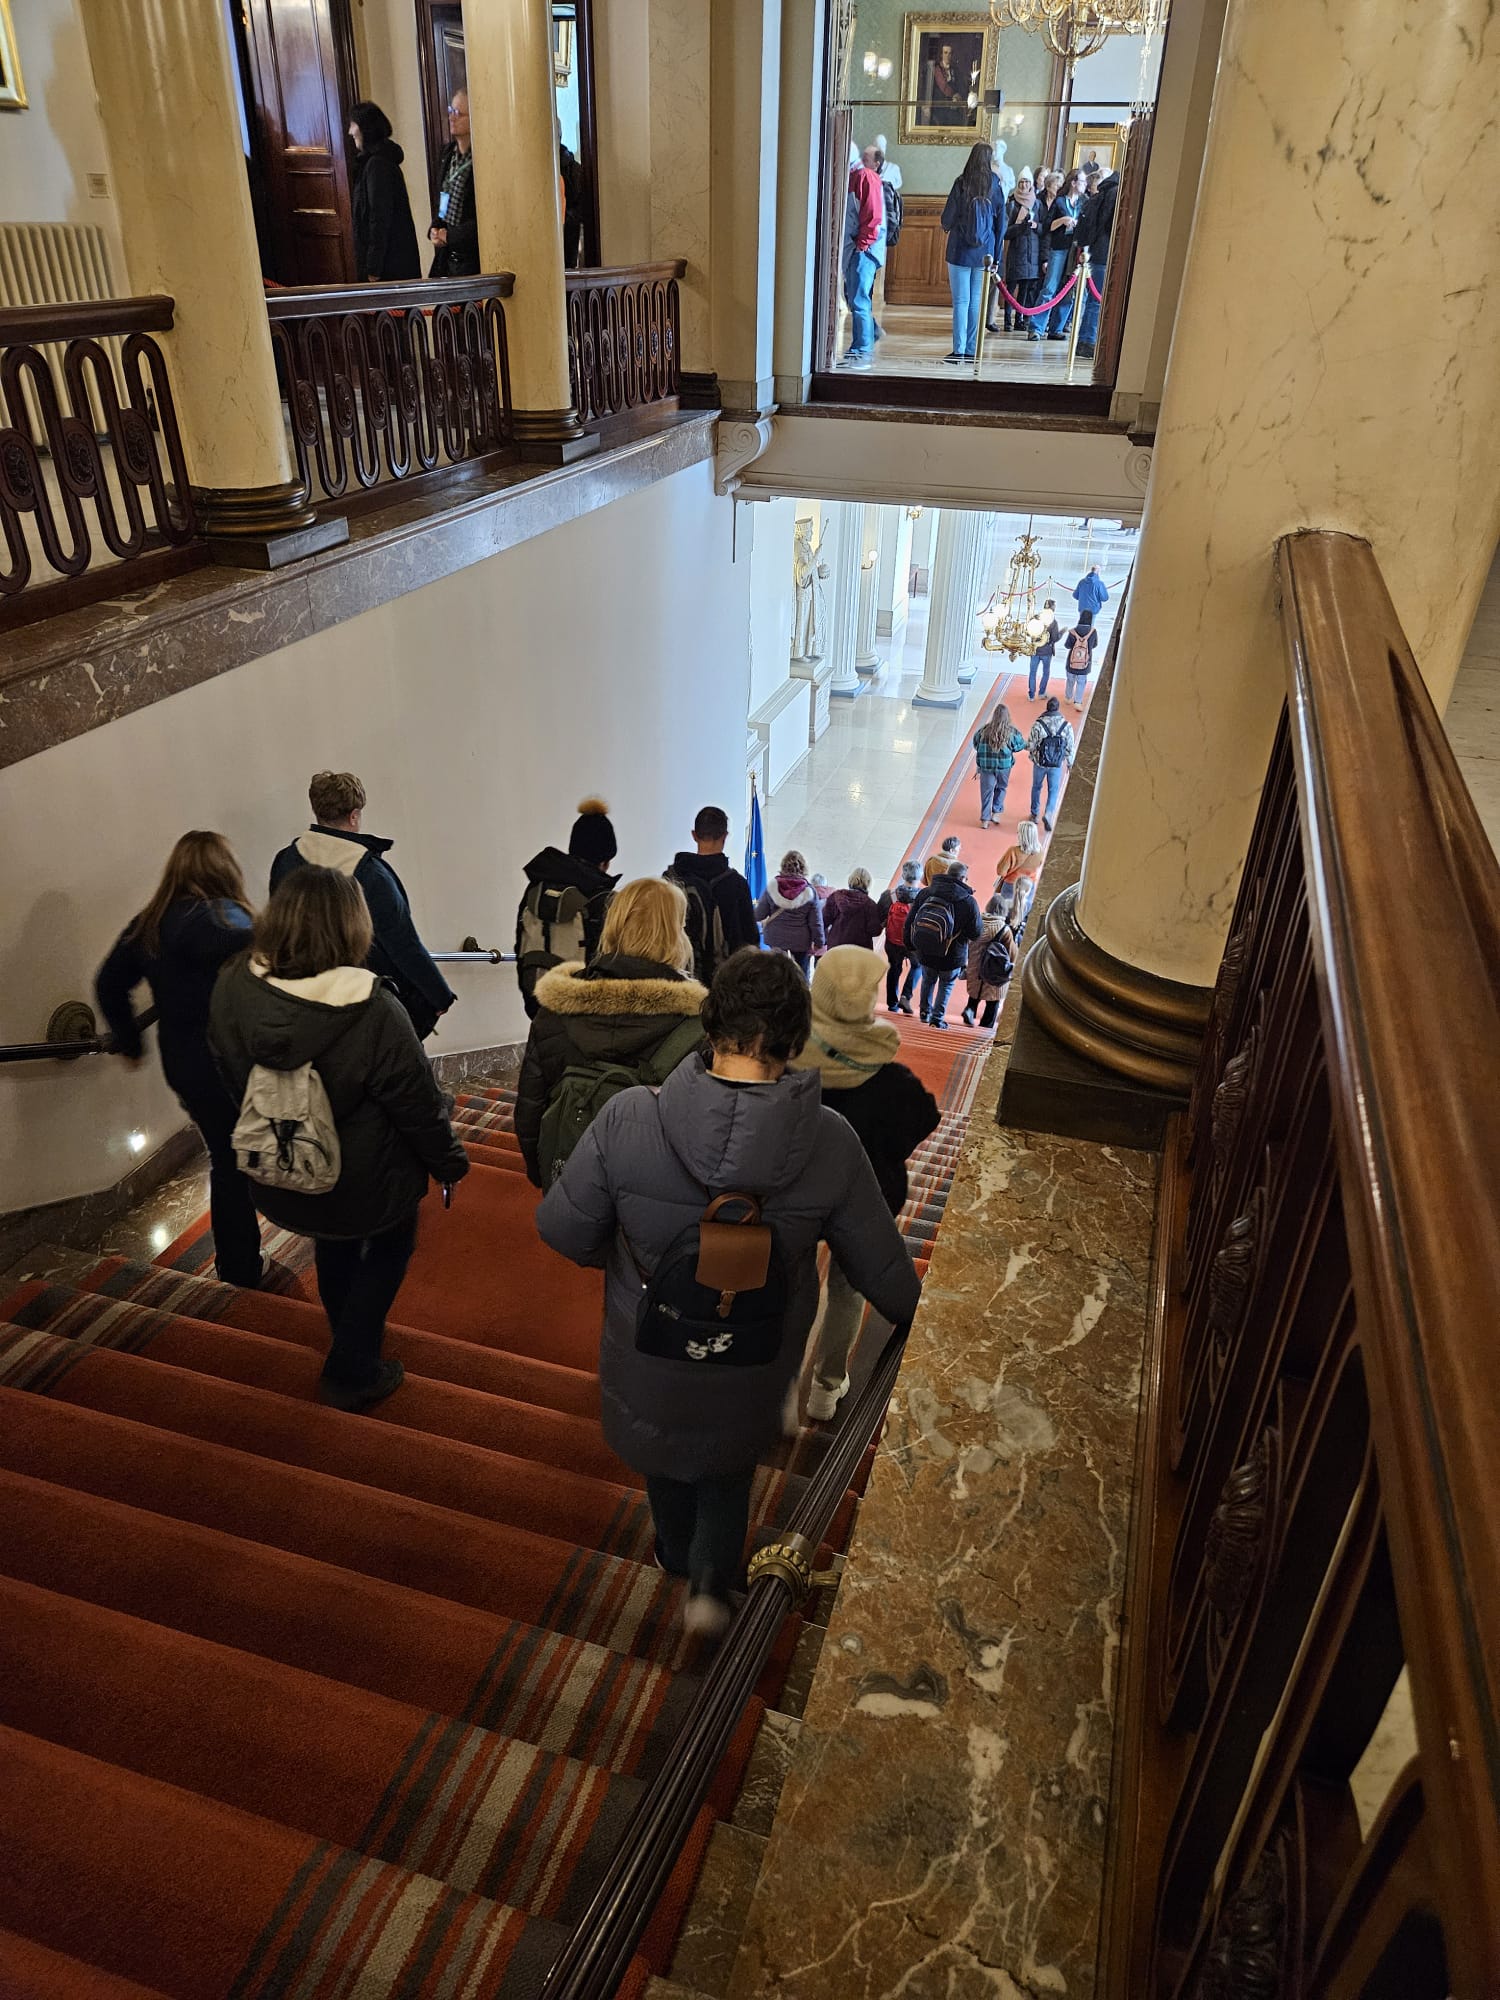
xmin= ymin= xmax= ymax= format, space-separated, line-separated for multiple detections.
xmin=252 ymin=960 xmax=377 ymax=1007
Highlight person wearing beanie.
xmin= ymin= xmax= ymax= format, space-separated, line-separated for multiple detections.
xmin=514 ymin=796 xmax=621 ymax=1018
xmin=791 ymin=946 xmax=938 ymax=1421
xmin=876 ymin=857 xmax=921 ymax=930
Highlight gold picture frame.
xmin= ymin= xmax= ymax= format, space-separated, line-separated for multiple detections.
xmin=0 ymin=0 xmax=27 ymax=111
xmin=898 ymin=13 xmax=997 ymax=147
xmin=1069 ymin=123 xmax=1123 ymax=177
xmin=552 ymin=18 xmax=574 ymax=89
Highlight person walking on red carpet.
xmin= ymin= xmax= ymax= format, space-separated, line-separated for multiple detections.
xmin=791 ymin=947 xmax=938 ymax=1421
xmin=1027 ymin=697 xmax=1075 ymax=830
xmin=823 ymin=868 xmax=884 ymax=950
xmin=537 ymin=950 xmax=919 ymax=1635
xmin=211 ymin=868 xmax=469 ymax=1412
xmin=971 ymin=700 xmax=1028 ymax=828
xmin=754 ymin=849 xmax=826 ymax=977
xmin=904 ymin=861 xmax=982 ymax=1030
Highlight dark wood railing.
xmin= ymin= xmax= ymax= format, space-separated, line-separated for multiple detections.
xmin=0 ymin=297 xmax=201 ymax=619
xmin=1103 ymin=532 xmax=1500 ymax=1997
xmin=565 ymin=262 xmax=685 ymax=429
xmin=266 ymin=274 xmax=515 ymax=504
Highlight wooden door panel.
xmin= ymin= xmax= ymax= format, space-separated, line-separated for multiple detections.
xmin=886 ymin=198 xmax=952 ymax=307
xmin=244 ymin=0 xmax=356 ymax=285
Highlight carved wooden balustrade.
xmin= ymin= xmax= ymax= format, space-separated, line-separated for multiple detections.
xmin=0 ymin=297 xmax=202 ymax=623
xmin=1103 ymin=532 xmax=1500 ymax=1999
xmin=565 ymin=262 xmax=685 ymax=429
xmin=266 ymin=275 xmax=515 ymax=504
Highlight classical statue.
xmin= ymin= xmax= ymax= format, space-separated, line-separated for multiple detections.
xmin=791 ymin=518 xmax=831 ymax=662
xmin=992 ymin=138 xmax=1016 ymax=199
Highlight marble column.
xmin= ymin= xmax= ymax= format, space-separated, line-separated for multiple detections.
xmin=824 ymin=502 xmax=866 ymax=700
xmin=75 ymin=0 xmax=337 ymax=551
xmin=1068 ymin=0 xmax=1500 ymax=1000
xmin=914 ymin=508 xmax=987 ymax=708
xmin=854 ymin=506 xmax=884 ymax=678
xmin=467 ymin=0 xmax=592 ymax=457
xmin=875 ymin=505 xmax=914 ymax=644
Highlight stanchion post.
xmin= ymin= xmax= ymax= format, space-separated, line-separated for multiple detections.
xmin=1067 ymin=252 xmax=1089 ymax=376
xmin=974 ymin=262 xmax=992 ymax=375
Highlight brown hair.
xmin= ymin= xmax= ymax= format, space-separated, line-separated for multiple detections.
xmin=980 ymin=701 xmax=1015 ymax=751
xmin=599 ymin=877 xmax=692 ymax=974
xmin=131 ymin=831 xmax=250 ymax=956
xmin=308 ymin=770 xmax=366 ymax=823
xmin=254 ymin=868 xmax=373 ymax=980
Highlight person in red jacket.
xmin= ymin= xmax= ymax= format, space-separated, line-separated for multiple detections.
xmin=840 ymin=158 xmax=886 ymax=370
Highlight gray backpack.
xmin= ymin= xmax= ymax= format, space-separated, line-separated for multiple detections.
xmin=232 ymin=1061 xmax=342 ymax=1193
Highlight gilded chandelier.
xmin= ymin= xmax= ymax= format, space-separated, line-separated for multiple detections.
xmin=979 ymin=523 xmax=1044 ymax=658
xmin=990 ymin=0 xmax=1168 ymax=68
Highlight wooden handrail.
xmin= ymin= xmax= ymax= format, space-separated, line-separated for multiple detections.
xmin=1279 ymin=529 xmax=1500 ymax=1990
xmin=265 ymin=272 xmax=515 ymax=318
xmin=564 ymin=260 xmax=687 ymax=291
xmin=0 ymin=295 xmax=176 ymax=345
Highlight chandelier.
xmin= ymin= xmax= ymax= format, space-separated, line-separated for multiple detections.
xmin=990 ymin=0 xmax=1168 ymax=68
xmin=978 ymin=522 xmax=1043 ymax=658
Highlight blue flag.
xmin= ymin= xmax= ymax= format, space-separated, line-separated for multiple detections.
xmin=745 ymin=782 xmax=767 ymax=905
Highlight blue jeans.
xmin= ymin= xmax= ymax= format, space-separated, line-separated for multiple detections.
xmin=978 ymin=768 xmax=1009 ymax=823
xmin=1078 ymin=254 xmax=1106 ymax=347
xmin=947 ymin=263 xmax=984 ymax=356
xmin=843 ymin=247 xmax=879 ymax=356
xmin=1065 ymin=671 xmax=1090 ymax=703
xmin=1039 ymin=247 xmax=1074 ymax=335
xmin=1030 ymin=763 xmax=1064 ymax=824
xmin=1028 ymin=649 xmax=1054 ymax=699
xmin=918 ymin=965 xmax=958 ymax=1023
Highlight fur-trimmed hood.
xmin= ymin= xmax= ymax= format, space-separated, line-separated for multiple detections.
xmin=532 ymin=954 xmax=708 ymax=1019
xmin=766 ymin=874 xmax=814 ymax=911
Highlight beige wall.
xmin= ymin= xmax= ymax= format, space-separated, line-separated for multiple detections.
xmin=0 ymin=463 xmax=751 ymax=1213
xmin=351 ymin=0 xmax=429 ymax=214
xmin=0 ymin=0 xmax=121 ymax=266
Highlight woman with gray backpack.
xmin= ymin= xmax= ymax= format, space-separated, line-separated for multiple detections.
xmin=210 ymin=867 xmax=468 ymax=1412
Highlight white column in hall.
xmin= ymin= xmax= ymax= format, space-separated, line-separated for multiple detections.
xmin=854 ymin=506 xmax=884 ymax=678
xmin=876 ymin=505 xmax=914 ymax=646
xmin=914 ymin=509 xmax=987 ymax=708
xmin=825 ymin=503 xmax=867 ymax=700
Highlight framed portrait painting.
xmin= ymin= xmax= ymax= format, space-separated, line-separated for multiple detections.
xmin=0 ymin=0 xmax=27 ymax=110
xmin=899 ymin=14 xmax=995 ymax=147
xmin=1069 ymin=124 xmax=1123 ymax=177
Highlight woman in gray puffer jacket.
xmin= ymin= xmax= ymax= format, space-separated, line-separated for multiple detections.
xmin=753 ymin=848 xmax=826 ymax=976
xmin=538 ymin=950 xmax=919 ymax=1635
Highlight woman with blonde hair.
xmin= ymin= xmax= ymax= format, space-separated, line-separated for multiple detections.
xmin=96 ymin=831 xmax=263 ymax=1287
xmin=515 ymin=876 xmax=709 ymax=1186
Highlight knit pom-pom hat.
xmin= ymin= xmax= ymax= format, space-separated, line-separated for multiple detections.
xmin=568 ymin=796 xmax=618 ymax=867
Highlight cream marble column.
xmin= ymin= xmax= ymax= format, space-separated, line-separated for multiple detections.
xmin=1074 ymin=0 xmax=1500 ymax=993
xmin=854 ymin=506 xmax=884 ymax=676
xmin=824 ymin=503 xmax=866 ymax=699
xmin=76 ymin=0 xmax=315 ymax=540
xmin=467 ymin=0 xmax=590 ymax=453
xmin=709 ymin=0 xmax=780 ymax=410
xmin=914 ymin=508 xmax=987 ymax=708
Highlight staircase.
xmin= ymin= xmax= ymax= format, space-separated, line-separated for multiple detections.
xmin=0 ymin=1025 xmax=984 ymax=2000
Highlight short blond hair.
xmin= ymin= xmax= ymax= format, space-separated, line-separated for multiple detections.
xmin=600 ymin=876 xmax=693 ymax=974
xmin=309 ymin=770 xmax=366 ymax=823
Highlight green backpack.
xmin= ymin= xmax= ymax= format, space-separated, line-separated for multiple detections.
xmin=538 ymin=1017 xmax=705 ymax=1186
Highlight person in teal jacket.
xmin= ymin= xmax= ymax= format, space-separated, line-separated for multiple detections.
xmin=972 ymin=700 xmax=1028 ymax=827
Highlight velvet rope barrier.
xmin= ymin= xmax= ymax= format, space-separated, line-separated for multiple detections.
xmin=1086 ymin=275 xmax=1104 ymax=301
xmin=991 ymin=268 xmax=1080 ymax=317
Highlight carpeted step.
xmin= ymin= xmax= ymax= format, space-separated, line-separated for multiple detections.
xmin=0 ymin=1722 xmax=673 ymax=1999
xmin=77 ymin=1258 xmax=601 ymax=1418
xmin=0 ymin=1575 xmax=762 ymax=1918
xmin=0 ymin=1467 xmax=712 ymax=1754
xmin=2 ymin=1286 xmax=623 ymax=1483
xmin=0 ymin=1930 xmax=173 ymax=2000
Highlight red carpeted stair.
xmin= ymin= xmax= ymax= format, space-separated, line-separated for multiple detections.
xmin=0 ymin=1045 xmax=979 ymax=2000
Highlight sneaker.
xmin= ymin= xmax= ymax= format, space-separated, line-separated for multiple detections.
xmin=1043 ymin=816 xmax=1054 ymax=833
xmin=1047 ymin=332 xmax=1067 ymax=342
xmin=1027 ymin=332 xmax=1043 ymax=343
xmin=961 ymin=1006 xmax=976 ymax=1027
xmin=1077 ymin=343 xmax=1096 ymax=357
xmin=806 ymin=1375 xmax=850 ymax=1423
xmin=898 ymin=1001 xmax=915 ymax=1016
xmin=840 ymin=352 xmax=873 ymax=371
xmin=931 ymin=1016 xmax=949 ymax=1031
xmin=683 ymin=1592 xmax=734 ymax=1639
xmin=943 ymin=351 xmax=967 ymax=365
xmin=319 ymin=1357 xmax=405 ymax=1412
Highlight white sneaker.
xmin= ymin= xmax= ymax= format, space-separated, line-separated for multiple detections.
xmin=682 ymin=1592 xmax=734 ymax=1639
xmin=806 ymin=1375 xmax=850 ymax=1423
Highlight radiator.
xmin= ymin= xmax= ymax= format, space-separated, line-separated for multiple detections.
xmin=0 ymin=222 xmax=119 ymax=439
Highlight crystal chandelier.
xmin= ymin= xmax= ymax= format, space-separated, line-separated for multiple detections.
xmin=978 ymin=522 xmax=1043 ymax=658
xmin=990 ymin=0 xmax=1168 ymax=69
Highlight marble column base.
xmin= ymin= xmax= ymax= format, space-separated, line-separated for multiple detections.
xmin=205 ymin=514 xmax=349 ymax=572
xmin=912 ymin=684 xmax=964 ymax=708
xmin=855 ymin=654 xmax=883 ymax=677
xmin=829 ymin=676 xmax=868 ymax=700
xmin=512 ymin=406 xmax=599 ymax=463
xmin=195 ymin=477 xmax=349 ymax=571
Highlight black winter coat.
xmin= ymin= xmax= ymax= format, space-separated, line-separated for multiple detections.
xmin=1078 ymin=175 xmax=1120 ymax=263
xmin=514 ymin=954 xmax=708 ymax=1185
xmin=666 ymin=850 xmax=760 ymax=973
xmin=352 ymin=139 xmax=421 ymax=281
xmin=209 ymin=955 xmax=468 ymax=1241
xmin=820 ymin=1061 xmax=939 ymax=1214
xmin=904 ymin=875 xmax=982 ymax=972
xmin=96 ymin=896 xmax=254 ymax=1110
xmin=1003 ymin=199 xmax=1043 ymax=282
xmin=514 ymin=847 xmax=619 ymax=1017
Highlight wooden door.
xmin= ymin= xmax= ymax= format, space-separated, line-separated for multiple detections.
xmin=243 ymin=0 xmax=358 ymax=286
xmin=415 ymin=0 xmax=467 ymax=214
xmin=885 ymin=198 xmax=952 ymax=306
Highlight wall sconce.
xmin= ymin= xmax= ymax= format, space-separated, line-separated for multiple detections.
xmin=877 ymin=56 xmax=892 ymax=78
xmin=864 ymin=48 xmax=893 ymax=79
xmin=906 ymin=505 xmax=924 ymax=520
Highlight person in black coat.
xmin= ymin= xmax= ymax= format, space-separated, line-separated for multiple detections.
xmin=348 ymin=102 xmax=421 ymax=282
xmin=428 ymin=92 xmax=480 ymax=278
xmin=904 ymin=862 xmax=983 ymax=1029
xmin=96 ymin=831 xmax=263 ymax=1288
xmin=269 ymin=770 xmax=455 ymax=1040
xmin=665 ymin=805 xmax=761 ymax=984
xmin=1076 ymin=170 xmax=1120 ymax=356
xmin=791 ymin=946 xmax=937 ymax=1420
xmin=998 ymin=175 xmax=1043 ymax=335
xmin=210 ymin=868 xmax=468 ymax=1412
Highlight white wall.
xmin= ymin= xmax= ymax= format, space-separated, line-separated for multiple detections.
xmin=0 ymin=462 xmax=750 ymax=1212
xmin=1071 ymin=33 xmax=1165 ymax=119
xmin=747 ymin=497 xmax=796 ymax=713
xmin=0 ymin=0 xmax=119 ymax=248
xmin=352 ymin=0 xmax=429 ymax=208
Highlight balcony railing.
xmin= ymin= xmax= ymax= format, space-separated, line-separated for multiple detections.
xmin=266 ymin=274 xmax=515 ymax=505
xmin=565 ymin=262 xmax=685 ymax=430
xmin=1102 ymin=532 xmax=1500 ymax=1997
xmin=0 ymin=297 xmax=202 ymax=624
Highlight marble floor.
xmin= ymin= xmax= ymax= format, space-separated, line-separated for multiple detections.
xmin=834 ymin=302 xmax=1102 ymax=387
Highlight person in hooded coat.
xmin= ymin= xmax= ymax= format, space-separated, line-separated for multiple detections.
xmin=348 ymin=102 xmax=421 ymax=281
xmin=753 ymin=848 xmax=826 ymax=976
xmin=822 ymin=867 xmax=884 ymax=951
xmin=210 ymin=868 xmax=469 ymax=1412
xmin=537 ymin=950 xmax=920 ymax=1635
xmin=514 ymin=799 xmax=621 ymax=1018
xmin=790 ymin=947 xmax=938 ymax=1421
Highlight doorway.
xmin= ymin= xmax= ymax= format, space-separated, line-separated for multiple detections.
xmin=241 ymin=0 xmax=360 ymax=286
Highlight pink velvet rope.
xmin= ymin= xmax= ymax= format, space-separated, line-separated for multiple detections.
xmin=990 ymin=268 xmax=1080 ymax=317
xmin=1087 ymin=275 xmax=1104 ymax=301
